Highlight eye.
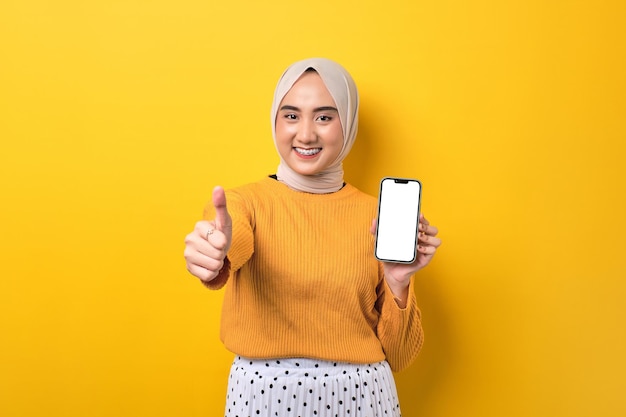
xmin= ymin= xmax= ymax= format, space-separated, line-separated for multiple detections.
xmin=282 ymin=113 xmax=297 ymax=120
xmin=316 ymin=115 xmax=333 ymax=122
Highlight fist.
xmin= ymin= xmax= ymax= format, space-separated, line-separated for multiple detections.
xmin=184 ymin=186 xmax=232 ymax=283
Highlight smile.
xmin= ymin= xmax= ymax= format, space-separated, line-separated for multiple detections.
xmin=294 ymin=147 xmax=322 ymax=156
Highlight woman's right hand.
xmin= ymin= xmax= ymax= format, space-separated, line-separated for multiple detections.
xmin=184 ymin=186 xmax=232 ymax=284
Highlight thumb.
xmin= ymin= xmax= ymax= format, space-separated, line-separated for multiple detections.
xmin=212 ymin=186 xmax=232 ymax=234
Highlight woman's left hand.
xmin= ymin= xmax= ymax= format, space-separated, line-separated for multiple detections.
xmin=371 ymin=214 xmax=441 ymax=303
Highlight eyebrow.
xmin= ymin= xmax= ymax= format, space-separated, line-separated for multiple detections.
xmin=279 ymin=105 xmax=338 ymax=113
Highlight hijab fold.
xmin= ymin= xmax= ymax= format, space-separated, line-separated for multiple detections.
xmin=271 ymin=58 xmax=359 ymax=194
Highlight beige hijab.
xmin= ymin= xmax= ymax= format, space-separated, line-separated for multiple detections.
xmin=271 ymin=58 xmax=359 ymax=194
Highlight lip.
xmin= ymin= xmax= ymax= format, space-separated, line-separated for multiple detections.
xmin=293 ymin=147 xmax=322 ymax=159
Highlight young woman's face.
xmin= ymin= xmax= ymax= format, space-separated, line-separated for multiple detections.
xmin=275 ymin=71 xmax=344 ymax=177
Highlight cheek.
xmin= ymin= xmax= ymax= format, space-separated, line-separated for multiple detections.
xmin=275 ymin=120 xmax=295 ymax=141
xmin=327 ymin=124 xmax=345 ymax=148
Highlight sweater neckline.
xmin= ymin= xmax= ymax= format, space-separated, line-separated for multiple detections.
xmin=264 ymin=175 xmax=357 ymax=201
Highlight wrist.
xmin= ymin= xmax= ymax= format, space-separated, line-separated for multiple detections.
xmin=386 ymin=279 xmax=411 ymax=308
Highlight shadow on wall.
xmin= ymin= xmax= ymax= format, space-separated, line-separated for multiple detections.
xmin=344 ymin=101 xmax=454 ymax=415
xmin=396 ymin=266 xmax=454 ymax=416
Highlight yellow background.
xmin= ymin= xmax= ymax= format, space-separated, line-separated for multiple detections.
xmin=1 ymin=1 xmax=625 ymax=416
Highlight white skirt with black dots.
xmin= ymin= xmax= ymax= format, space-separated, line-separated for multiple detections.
xmin=224 ymin=356 xmax=402 ymax=417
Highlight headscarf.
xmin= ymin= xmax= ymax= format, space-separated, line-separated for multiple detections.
xmin=270 ymin=58 xmax=359 ymax=193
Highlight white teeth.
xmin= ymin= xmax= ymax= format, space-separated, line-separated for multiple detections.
xmin=295 ymin=148 xmax=321 ymax=156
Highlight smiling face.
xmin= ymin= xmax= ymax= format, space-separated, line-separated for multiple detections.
xmin=274 ymin=70 xmax=344 ymax=177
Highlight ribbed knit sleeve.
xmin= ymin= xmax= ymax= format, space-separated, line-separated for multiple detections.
xmin=375 ymin=269 xmax=424 ymax=372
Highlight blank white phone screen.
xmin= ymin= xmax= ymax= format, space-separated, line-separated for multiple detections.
xmin=375 ymin=178 xmax=421 ymax=263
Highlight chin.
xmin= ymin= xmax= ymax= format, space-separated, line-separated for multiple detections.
xmin=290 ymin=166 xmax=323 ymax=177
xmin=294 ymin=169 xmax=321 ymax=177
xmin=285 ymin=160 xmax=322 ymax=176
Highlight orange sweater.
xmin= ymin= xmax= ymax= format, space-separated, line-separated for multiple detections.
xmin=203 ymin=176 xmax=423 ymax=372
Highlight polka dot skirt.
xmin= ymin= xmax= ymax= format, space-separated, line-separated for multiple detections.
xmin=224 ymin=356 xmax=402 ymax=417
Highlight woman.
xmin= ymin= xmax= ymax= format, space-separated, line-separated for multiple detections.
xmin=184 ymin=57 xmax=441 ymax=417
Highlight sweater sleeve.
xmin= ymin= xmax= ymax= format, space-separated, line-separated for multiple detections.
xmin=201 ymin=188 xmax=255 ymax=290
xmin=375 ymin=264 xmax=424 ymax=372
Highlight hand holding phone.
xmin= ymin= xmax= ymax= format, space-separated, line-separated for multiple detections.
xmin=374 ymin=177 xmax=422 ymax=263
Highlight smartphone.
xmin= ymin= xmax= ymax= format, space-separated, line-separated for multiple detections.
xmin=374 ymin=177 xmax=422 ymax=263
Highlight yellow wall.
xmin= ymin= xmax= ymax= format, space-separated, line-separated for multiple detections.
xmin=1 ymin=1 xmax=624 ymax=416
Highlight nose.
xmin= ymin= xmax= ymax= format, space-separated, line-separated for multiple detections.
xmin=296 ymin=119 xmax=316 ymax=143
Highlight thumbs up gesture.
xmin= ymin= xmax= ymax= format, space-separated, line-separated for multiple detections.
xmin=184 ymin=186 xmax=233 ymax=284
